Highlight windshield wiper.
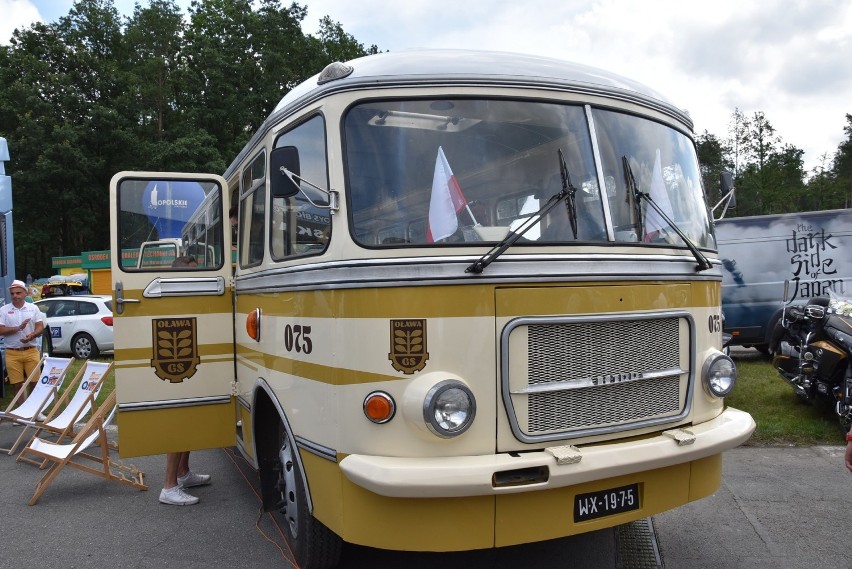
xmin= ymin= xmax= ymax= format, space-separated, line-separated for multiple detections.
xmin=466 ymin=149 xmax=575 ymax=274
xmin=559 ymin=148 xmax=579 ymax=240
xmin=622 ymin=156 xmax=712 ymax=272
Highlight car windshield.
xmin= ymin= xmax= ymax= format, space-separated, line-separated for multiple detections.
xmin=344 ymin=98 xmax=713 ymax=249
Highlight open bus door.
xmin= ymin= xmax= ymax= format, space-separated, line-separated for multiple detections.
xmin=110 ymin=172 xmax=235 ymax=457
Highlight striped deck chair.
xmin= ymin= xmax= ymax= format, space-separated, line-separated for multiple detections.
xmin=15 ymin=360 xmax=113 ymax=460
xmin=0 ymin=357 xmax=74 ymax=452
xmin=27 ymin=391 xmax=147 ymax=505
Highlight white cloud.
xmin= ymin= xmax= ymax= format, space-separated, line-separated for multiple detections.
xmin=0 ymin=0 xmax=43 ymax=43
xmin=303 ymin=0 xmax=852 ymax=172
xmin=3 ymin=0 xmax=850 ymax=172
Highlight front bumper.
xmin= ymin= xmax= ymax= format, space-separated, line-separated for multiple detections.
xmin=339 ymin=406 xmax=755 ymax=498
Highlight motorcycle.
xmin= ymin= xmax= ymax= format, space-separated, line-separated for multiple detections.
xmin=769 ymin=285 xmax=852 ymax=435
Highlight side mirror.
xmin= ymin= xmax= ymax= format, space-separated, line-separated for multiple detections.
xmin=270 ymin=146 xmax=301 ymax=198
xmin=712 ymin=170 xmax=736 ymax=220
xmin=719 ymin=171 xmax=736 ymax=210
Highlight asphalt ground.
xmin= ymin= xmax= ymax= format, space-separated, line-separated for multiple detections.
xmin=1 ymin=426 xmax=850 ymax=568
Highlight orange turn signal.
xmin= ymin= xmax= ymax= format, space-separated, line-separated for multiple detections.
xmin=246 ymin=308 xmax=261 ymax=342
xmin=363 ymin=391 xmax=395 ymax=424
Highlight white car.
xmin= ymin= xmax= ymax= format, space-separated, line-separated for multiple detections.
xmin=34 ymin=295 xmax=114 ymax=359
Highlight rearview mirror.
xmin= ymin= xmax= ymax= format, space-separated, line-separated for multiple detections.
xmin=713 ymin=170 xmax=736 ymax=221
xmin=719 ymin=171 xmax=736 ymax=210
xmin=270 ymin=146 xmax=301 ymax=198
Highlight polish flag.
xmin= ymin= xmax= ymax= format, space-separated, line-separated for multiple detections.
xmin=427 ymin=146 xmax=468 ymax=242
xmin=643 ymin=148 xmax=675 ymax=242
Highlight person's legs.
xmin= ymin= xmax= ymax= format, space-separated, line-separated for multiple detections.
xmin=177 ymin=451 xmax=190 ymax=479
xmin=176 ymin=451 xmax=211 ymax=488
xmin=21 ymin=349 xmax=41 ymax=397
xmin=164 ymin=452 xmax=181 ymax=490
xmin=5 ymin=350 xmax=27 ymax=398
xmin=160 ymin=452 xmax=199 ymax=506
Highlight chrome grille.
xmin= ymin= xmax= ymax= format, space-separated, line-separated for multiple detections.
xmin=528 ymin=375 xmax=681 ymax=432
xmin=528 ymin=319 xmax=680 ymax=384
xmin=503 ymin=314 xmax=691 ymax=442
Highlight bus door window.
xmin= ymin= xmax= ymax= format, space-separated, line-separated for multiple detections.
xmin=270 ymin=115 xmax=330 ymax=260
xmin=116 ymin=178 xmax=223 ymax=272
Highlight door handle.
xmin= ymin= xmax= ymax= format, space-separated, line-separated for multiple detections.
xmin=114 ymin=281 xmax=140 ymax=315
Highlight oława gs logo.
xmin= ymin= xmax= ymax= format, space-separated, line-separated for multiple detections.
xmin=151 ymin=317 xmax=200 ymax=383
xmin=388 ymin=319 xmax=429 ymax=374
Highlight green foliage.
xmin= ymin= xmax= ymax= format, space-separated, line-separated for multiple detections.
xmin=0 ymin=0 xmax=378 ymax=277
xmin=2 ymin=0 xmax=847 ymax=275
xmin=695 ymin=130 xmax=732 ymax=205
xmin=713 ymin=108 xmax=850 ymax=218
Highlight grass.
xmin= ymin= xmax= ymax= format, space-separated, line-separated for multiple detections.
xmin=726 ymin=349 xmax=843 ymax=445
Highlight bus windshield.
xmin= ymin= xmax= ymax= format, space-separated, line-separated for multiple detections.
xmin=344 ymin=98 xmax=713 ymax=249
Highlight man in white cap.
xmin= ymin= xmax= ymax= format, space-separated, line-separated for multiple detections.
xmin=0 ymin=279 xmax=46 ymax=397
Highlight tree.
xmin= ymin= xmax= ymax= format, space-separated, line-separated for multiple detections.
xmin=0 ymin=0 xmax=131 ymax=275
xmin=726 ymin=107 xmax=748 ymax=177
xmin=718 ymin=110 xmax=808 ymax=216
xmin=0 ymin=0 xmax=380 ymax=276
xmin=831 ymin=114 xmax=852 ymax=208
xmin=695 ymin=130 xmax=732 ymax=205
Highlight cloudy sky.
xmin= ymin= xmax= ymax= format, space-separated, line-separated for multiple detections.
xmin=2 ymin=0 xmax=850 ymax=172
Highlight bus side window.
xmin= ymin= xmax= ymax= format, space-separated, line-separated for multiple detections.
xmin=239 ymin=152 xmax=266 ymax=267
xmin=271 ymin=115 xmax=330 ymax=260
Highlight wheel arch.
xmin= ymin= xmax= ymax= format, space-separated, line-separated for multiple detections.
xmin=253 ymin=379 xmax=314 ymax=514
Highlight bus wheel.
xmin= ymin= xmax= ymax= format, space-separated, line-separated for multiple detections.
xmin=272 ymin=419 xmax=342 ymax=569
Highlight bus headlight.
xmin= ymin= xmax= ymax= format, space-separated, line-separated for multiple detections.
xmin=423 ymin=380 xmax=476 ymax=438
xmin=702 ymin=352 xmax=737 ymax=398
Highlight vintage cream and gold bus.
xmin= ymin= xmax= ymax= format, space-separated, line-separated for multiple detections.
xmin=109 ymin=50 xmax=755 ymax=569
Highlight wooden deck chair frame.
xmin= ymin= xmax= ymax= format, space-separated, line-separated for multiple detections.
xmin=0 ymin=356 xmax=75 ymax=452
xmin=27 ymin=391 xmax=147 ymax=506
xmin=0 ymin=353 xmax=48 ymax=423
xmin=16 ymin=360 xmax=114 ymax=462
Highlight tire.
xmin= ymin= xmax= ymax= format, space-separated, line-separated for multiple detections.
xmin=72 ymin=332 xmax=99 ymax=359
xmin=754 ymin=344 xmax=771 ymax=357
xmin=270 ymin=418 xmax=342 ymax=569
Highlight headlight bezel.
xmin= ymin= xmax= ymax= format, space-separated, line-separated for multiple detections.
xmin=702 ymin=351 xmax=738 ymax=398
xmin=422 ymin=379 xmax=476 ymax=438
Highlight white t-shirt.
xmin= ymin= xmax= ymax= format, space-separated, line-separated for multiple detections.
xmin=0 ymin=301 xmax=46 ymax=349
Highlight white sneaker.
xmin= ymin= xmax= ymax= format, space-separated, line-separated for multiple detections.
xmin=159 ymin=486 xmax=199 ymax=506
xmin=177 ymin=471 xmax=211 ymax=488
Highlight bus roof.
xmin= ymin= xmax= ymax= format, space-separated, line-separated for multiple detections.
xmin=225 ymin=49 xmax=692 ymax=180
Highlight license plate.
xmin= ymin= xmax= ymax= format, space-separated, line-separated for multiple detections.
xmin=573 ymin=483 xmax=640 ymax=522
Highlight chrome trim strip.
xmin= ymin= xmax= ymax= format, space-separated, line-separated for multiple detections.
xmin=586 ymin=104 xmax=616 ymax=241
xmin=295 ymin=436 xmax=338 ymax=463
xmin=500 ymin=310 xmax=696 ymax=443
xmin=235 ymin=255 xmax=720 ymax=293
xmin=237 ymin=395 xmax=251 ymax=410
xmin=119 ymin=395 xmax=231 ymax=411
xmin=510 ymin=367 xmax=686 ymax=393
xmin=143 ymin=276 xmax=226 ymax=297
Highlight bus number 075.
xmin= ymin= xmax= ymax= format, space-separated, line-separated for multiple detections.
xmin=708 ymin=314 xmax=722 ymax=333
xmin=284 ymin=324 xmax=313 ymax=354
